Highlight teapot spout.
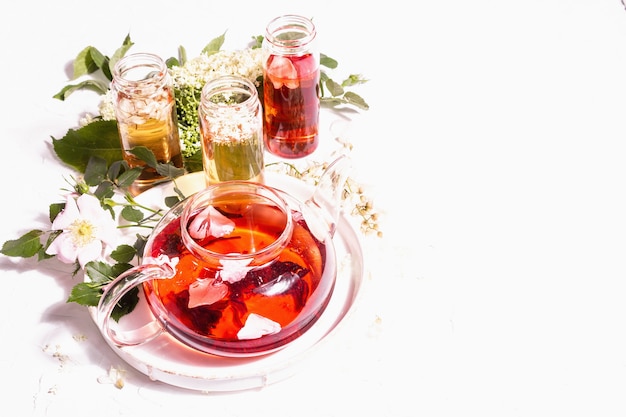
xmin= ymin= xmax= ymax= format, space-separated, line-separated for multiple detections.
xmin=306 ymin=154 xmax=352 ymax=237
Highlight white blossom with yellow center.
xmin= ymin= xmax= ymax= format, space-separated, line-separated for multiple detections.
xmin=46 ymin=194 xmax=119 ymax=267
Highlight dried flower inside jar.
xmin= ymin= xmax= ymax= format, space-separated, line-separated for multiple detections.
xmin=198 ymin=75 xmax=264 ymax=185
xmin=111 ymin=53 xmax=183 ymax=193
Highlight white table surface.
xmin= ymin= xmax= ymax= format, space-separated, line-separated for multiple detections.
xmin=3 ymin=0 xmax=626 ymax=415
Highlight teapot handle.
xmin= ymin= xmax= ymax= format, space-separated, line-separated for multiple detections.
xmin=96 ymin=261 xmax=176 ymax=347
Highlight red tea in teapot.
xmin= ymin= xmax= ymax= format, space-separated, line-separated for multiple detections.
xmin=143 ymin=197 xmax=332 ymax=355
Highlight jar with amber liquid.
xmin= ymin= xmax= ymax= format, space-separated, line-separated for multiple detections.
xmin=262 ymin=15 xmax=320 ymax=159
xmin=198 ymin=75 xmax=264 ymax=185
xmin=111 ymin=53 xmax=183 ymax=194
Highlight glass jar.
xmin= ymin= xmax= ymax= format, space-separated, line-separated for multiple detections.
xmin=111 ymin=53 xmax=183 ymax=194
xmin=198 ymin=75 xmax=264 ymax=185
xmin=262 ymin=15 xmax=320 ymax=159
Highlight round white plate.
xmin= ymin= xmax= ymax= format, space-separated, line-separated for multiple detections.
xmin=90 ymin=171 xmax=364 ymax=392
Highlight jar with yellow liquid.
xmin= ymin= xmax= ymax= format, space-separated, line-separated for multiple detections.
xmin=198 ymin=75 xmax=264 ymax=185
xmin=111 ymin=53 xmax=183 ymax=194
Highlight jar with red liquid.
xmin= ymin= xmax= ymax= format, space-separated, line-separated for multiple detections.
xmin=262 ymin=15 xmax=320 ymax=159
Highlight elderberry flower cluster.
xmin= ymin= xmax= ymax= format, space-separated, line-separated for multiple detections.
xmin=169 ymin=48 xmax=264 ymax=90
xmin=78 ymin=90 xmax=115 ymax=126
xmin=266 ymin=161 xmax=382 ymax=237
xmin=169 ymin=49 xmax=264 ymax=157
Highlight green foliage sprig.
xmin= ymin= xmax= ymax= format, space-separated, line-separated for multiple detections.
xmin=53 ymin=34 xmax=134 ymax=101
xmin=1 ymin=31 xmax=377 ymax=321
xmin=0 ymin=146 xmax=186 ymax=319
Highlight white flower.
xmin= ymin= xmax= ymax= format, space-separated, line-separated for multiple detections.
xmin=188 ymin=277 xmax=228 ymax=308
xmin=46 ymin=194 xmax=119 ymax=267
xmin=237 ymin=313 xmax=281 ymax=340
xmin=188 ymin=205 xmax=235 ymax=240
xmin=217 ymin=258 xmax=253 ymax=284
xmin=266 ymin=56 xmax=298 ymax=89
xmin=97 ymin=365 xmax=126 ymax=389
xmin=98 ymin=90 xmax=116 ymax=121
xmin=114 ymin=87 xmax=172 ymax=124
xmin=143 ymin=254 xmax=179 ymax=270
xmin=78 ymin=113 xmax=95 ymax=127
xmin=169 ymin=48 xmax=264 ymax=90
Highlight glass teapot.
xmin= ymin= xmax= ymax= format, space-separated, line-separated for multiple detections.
xmin=96 ymin=156 xmax=350 ymax=358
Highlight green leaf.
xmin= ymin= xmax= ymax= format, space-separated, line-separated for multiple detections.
xmin=202 ymin=32 xmax=226 ymax=55
xmin=121 ymin=206 xmax=144 ymax=223
xmin=166 ymin=56 xmax=180 ymax=68
xmin=111 ymin=287 xmax=139 ymax=322
xmin=112 ymin=262 xmax=134 ymax=277
xmin=53 ymin=79 xmax=110 ymax=101
xmin=67 ymin=269 xmax=139 ymax=319
xmin=110 ymin=244 xmax=136 ymax=263
xmin=178 ymin=45 xmax=187 ymax=64
xmin=108 ymin=34 xmax=134 ymax=79
xmin=250 ymin=35 xmax=264 ymax=49
xmin=84 ymin=260 xmax=115 ymax=284
xmin=49 ymin=202 xmax=65 ymax=223
xmin=89 ymin=48 xmax=107 ymax=72
xmin=183 ymin=149 xmax=203 ymax=173
xmin=1 ymin=230 xmax=43 ymax=258
xmin=107 ymin=160 xmax=125 ymax=181
xmin=73 ymin=46 xmax=100 ymax=79
xmin=318 ymin=72 xmax=328 ymax=97
xmin=93 ymin=181 xmax=115 ymax=201
xmin=165 ymin=195 xmax=181 ymax=208
xmin=84 ymin=156 xmax=108 ymax=186
xmin=52 ymin=120 xmax=122 ymax=173
xmin=167 ymin=45 xmax=186 ymax=68
xmin=133 ymin=234 xmax=147 ymax=258
xmin=325 ymin=78 xmax=344 ymax=97
xmin=343 ymin=91 xmax=370 ymax=110
xmin=129 ymin=146 xmax=157 ymax=168
xmin=156 ymin=162 xmax=185 ymax=179
xmin=321 ymin=97 xmax=348 ymax=108
xmin=67 ymin=281 xmax=102 ymax=306
xmin=72 ymin=259 xmax=138 ymax=318
xmin=41 ymin=229 xmax=62 ymax=253
xmin=116 ymin=167 xmax=142 ymax=188
xmin=320 ymin=53 xmax=338 ymax=69
xmin=37 ymin=247 xmax=55 ymax=262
